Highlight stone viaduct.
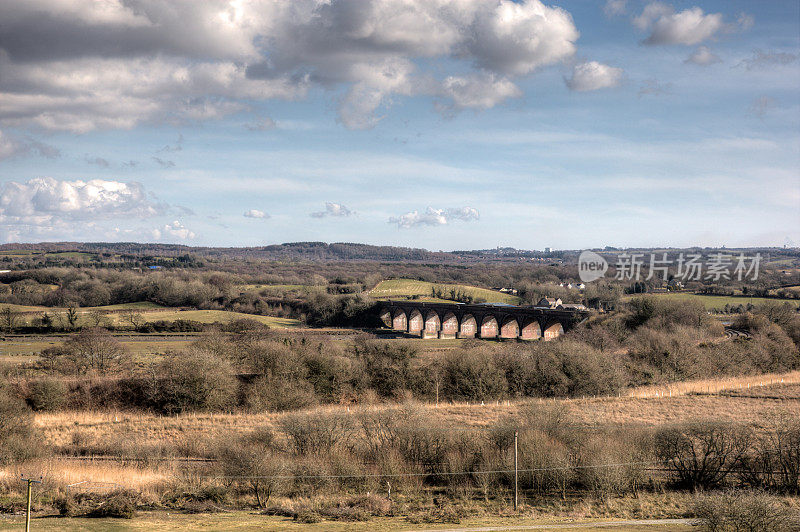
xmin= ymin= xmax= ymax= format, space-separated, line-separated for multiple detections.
xmin=379 ymin=301 xmax=590 ymax=341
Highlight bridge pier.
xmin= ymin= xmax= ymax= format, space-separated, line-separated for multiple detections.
xmin=380 ymin=302 xmax=586 ymax=342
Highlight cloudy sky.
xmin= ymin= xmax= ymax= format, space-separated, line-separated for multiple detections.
xmin=0 ymin=0 xmax=798 ymax=250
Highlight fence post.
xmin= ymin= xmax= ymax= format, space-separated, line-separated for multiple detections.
xmin=514 ymin=430 xmax=519 ymax=511
xmin=21 ymin=476 xmax=41 ymax=532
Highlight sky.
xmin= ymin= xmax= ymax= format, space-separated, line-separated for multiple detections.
xmin=0 ymin=0 xmax=798 ymax=251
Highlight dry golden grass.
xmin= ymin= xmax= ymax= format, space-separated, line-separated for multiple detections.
xmin=625 ymin=370 xmax=800 ymax=399
xmin=30 ymin=369 xmax=800 ymax=453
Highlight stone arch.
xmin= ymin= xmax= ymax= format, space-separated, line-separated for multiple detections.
xmin=408 ymin=309 xmax=423 ymax=334
xmin=459 ymin=314 xmax=477 ymax=338
xmin=392 ymin=309 xmax=407 ymax=331
xmin=543 ymin=321 xmax=564 ymax=341
xmin=480 ymin=315 xmax=498 ymax=338
xmin=520 ymin=319 xmax=542 ymax=340
xmin=441 ymin=312 xmax=459 ymax=337
xmin=423 ymin=311 xmax=441 ymax=337
xmin=500 ymin=317 xmax=519 ymax=339
xmin=380 ymin=308 xmax=392 ymax=328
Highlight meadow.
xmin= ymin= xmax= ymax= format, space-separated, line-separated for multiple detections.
xmin=370 ymin=279 xmax=521 ymax=305
xmin=625 ymin=291 xmax=800 ymax=311
xmin=1 ymin=372 xmax=797 ymax=530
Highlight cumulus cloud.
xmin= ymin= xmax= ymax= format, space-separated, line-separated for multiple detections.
xmin=0 ymin=177 xmax=165 ymax=228
xmin=737 ymin=49 xmax=798 ymax=71
xmin=439 ymin=74 xmax=522 ymax=111
xmin=243 ymin=209 xmax=269 ymax=219
xmin=685 ymin=46 xmax=721 ymax=65
xmin=311 ymin=202 xmax=352 ymax=218
xmin=634 ymin=3 xmax=736 ymax=46
xmin=160 ymin=220 xmax=195 ymax=240
xmin=565 ymin=61 xmax=623 ymax=92
xmin=389 ymin=206 xmax=479 ymax=228
xmin=0 ymin=1 xmax=580 ymax=132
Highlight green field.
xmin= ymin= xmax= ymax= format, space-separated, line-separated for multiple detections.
xmin=370 ymin=279 xmax=521 ymax=305
xmin=0 ymin=301 xmax=300 ymax=329
xmin=133 ymin=310 xmax=299 ymax=327
xmin=0 ymin=338 xmax=195 ymax=363
xmin=624 ymin=292 xmax=800 ymax=310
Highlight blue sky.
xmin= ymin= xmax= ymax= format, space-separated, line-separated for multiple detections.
xmin=0 ymin=0 xmax=798 ymax=250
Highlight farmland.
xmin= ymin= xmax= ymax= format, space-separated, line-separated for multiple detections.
xmin=622 ymin=291 xmax=800 ymax=311
xmin=0 ymin=302 xmax=301 ymax=329
xmin=370 ymin=279 xmax=521 ymax=305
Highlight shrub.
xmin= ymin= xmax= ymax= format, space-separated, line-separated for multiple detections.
xmin=244 ymin=377 xmax=318 ymax=412
xmin=656 ymin=422 xmax=752 ymax=491
xmin=27 ymin=378 xmax=68 ymax=411
xmin=441 ymin=349 xmax=506 ymax=401
xmin=694 ymin=491 xmax=800 ymax=532
xmin=149 ymin=348 xmax=238 ymax=413
xmin=0 ymin=381 xmax=40 ymax=464
xmin=84 ymin=490 xmax=139 ymax=519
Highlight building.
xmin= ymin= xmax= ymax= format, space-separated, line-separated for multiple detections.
xmin=536 ymin=297 xmax=562 ymax=309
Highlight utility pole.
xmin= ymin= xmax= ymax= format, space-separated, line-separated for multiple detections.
xmin=513 ymin=430 xmax=519 ymax=512
xmin=21 ymin=476 xmax=42 ymax=532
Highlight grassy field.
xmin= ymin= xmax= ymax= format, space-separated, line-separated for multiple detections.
xmin=623 ymin=292 xmax=800 ymax=310
xmin=370 ymin=279 xmax=521 ymax=305
xmin=2 ymin=372 xmax=797 ymax=530
xmin=0 ymin=301 xmax=164 ymax=314
xmin=0 ymin=302 xmax=301 ymax=329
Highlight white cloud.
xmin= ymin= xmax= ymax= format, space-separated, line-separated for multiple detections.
xmin=565 ymin=61 xmax=623 ymax=92
xmin=161 ymin=220 xmax=195 ymax=240
xmin=0 ymin=0 xmax=581 ymax=132
xmin=0 ymin=177 xmax=164 ymax=226
xmin=389 ymin=206 xmax=479 ymax=228
xmin=440 ymin=74 xmax=521 ymax=110
xmin=311 ymin=202 xmax=352 ymax=218
xmin=243 ymin=209 xmax=269 ymax=219
xmin=685 ymin=46 xmax=721 ymax=65
xmin=635 ymin=3 xmax=726 ymax=46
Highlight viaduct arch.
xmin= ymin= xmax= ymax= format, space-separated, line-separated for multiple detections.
xmin=379 ymin=301 xmax=589 ymax=341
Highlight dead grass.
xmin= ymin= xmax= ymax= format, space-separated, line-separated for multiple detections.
xmin=29 ymin=369 xmax=800 ymax=452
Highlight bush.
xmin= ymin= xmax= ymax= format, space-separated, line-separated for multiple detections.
xmin=656 ymin=422 xmax=752 ymax=491
xmin=0 ymin=382 xmax=40 ymax=464
xmin=149 ymin=348 xmax=238 ymax=413
xmin=27 ymin=378 xmax=68 ymax=411
xmin=441 ymin=349 xmax=506 ymax=401
xmin=84 ymin=490 xmax=139 ymax=519
xmin=694 ymin=491 xmax=800 ymax=532
xmin=244 ymin=377 xmax=318 ymax=412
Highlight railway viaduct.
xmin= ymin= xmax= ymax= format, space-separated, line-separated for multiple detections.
xmin=378 ymin=301 xmax=590 ymax=341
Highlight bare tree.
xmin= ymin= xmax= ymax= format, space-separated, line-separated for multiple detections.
xmin=66 ymin=307 xmax=79 ymax=330
xmin=1 ymin=307 xmax=19 ymax=333
xmin=88 ymin=309 xmax=109 ymax=328
xmin=121 ymin=309 xmax=143 ymax=330
xmin=63 ymin=328 xmax=129 ymax=374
